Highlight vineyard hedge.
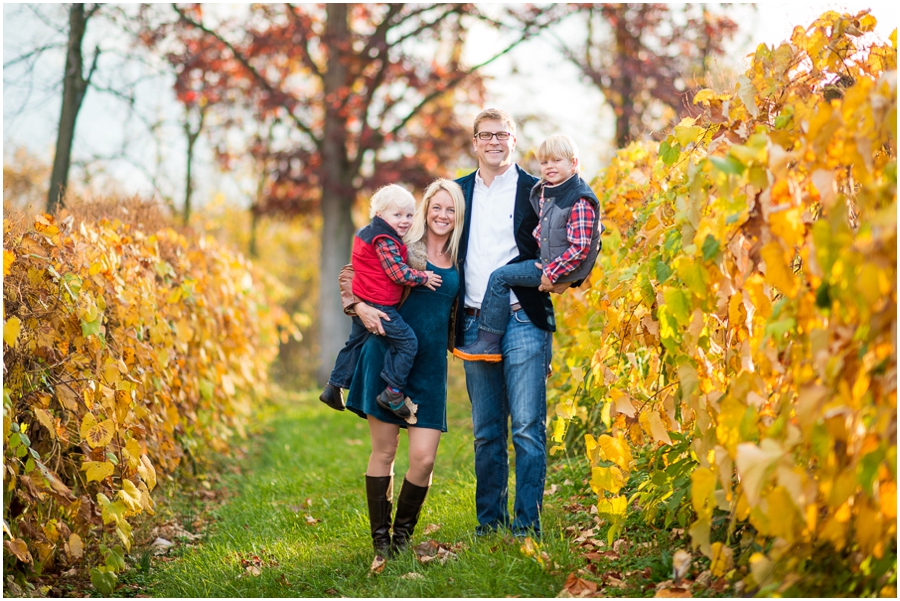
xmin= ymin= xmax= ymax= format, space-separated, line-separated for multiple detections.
xmin=3 ymin=210 xmax=293 ymax=592
xmin=549 ymin=11 xmax=896 ymax=594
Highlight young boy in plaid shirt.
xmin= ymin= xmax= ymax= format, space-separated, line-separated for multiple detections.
xmin=320 ymin=185 xmax=441 ymax=416
xmin=453 ymin=134 xmax=602 ymax=362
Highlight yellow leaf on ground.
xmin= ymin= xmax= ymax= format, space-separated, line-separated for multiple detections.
xmin=67 ymin=533 xmax=84 ymax=559
xmin=4 ymin=538 xmax=33 ymax=563
xmin=4 ymin=316 xmax=22 ymax=348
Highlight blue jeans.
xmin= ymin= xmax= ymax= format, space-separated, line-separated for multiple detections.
xmin=328 ymin=304 xmax=417 ymax=391
xmin=462 ymin=309 xmax=552 ymax=536
xmin=478 ymin=261 xmax=543 ymax=335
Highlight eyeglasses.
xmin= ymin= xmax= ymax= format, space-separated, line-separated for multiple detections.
xmin=475 ymin=131 xmax=513 ymax=141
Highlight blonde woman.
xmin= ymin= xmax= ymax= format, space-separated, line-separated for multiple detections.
xmin=339 ymin=179 xmax=465 ymax=559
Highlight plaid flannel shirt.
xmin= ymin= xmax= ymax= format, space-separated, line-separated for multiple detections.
xmin=374 ymin=238 xmax=429 ymax=287
xmin=532 ymin=197 xmax=597 ymax=283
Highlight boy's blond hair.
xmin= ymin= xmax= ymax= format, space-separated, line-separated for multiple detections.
xmin=369 ymin=184 xmax=416 ymax=218
xmin=537 ymin=134 xmax=579 ymax=165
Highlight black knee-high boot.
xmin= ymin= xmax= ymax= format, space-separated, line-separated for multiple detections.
xmin=391 ymin=478 xmax=429 ymax=554
xmin=365 ymin=475 xmax=393 ymax=557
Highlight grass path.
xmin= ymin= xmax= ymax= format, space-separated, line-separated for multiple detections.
xmin=142 ymin=362 xmax=593 ymax=597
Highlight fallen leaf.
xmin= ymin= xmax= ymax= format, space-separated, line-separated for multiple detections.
xmin=422 ymin=523 xmax=441 ymax=535
xmin=278 ymin=573 xmax=291 ymax=587
xmin=558 ymin=572 xmax=598 ymax=597
xmin=370 ymin=555 xmax=386 ymax=574
xmin=401 ymin=572 xmax=425 ymax=580
xmin=673 ymin=549 xmax=692 ymax=580
xmin=403 ymin=398 xmax=418 ymax=424
xmin=304 ymin=514 xmax=320 ymax=524
xmin=346 ymin=439 xmax=363 ymax=446
xmin=655 ymin=586 xmax=692 ymax=598
xmin=5 ymin=538 xmax=33 ymax=563
xmin=245 ymin=565 xmax=261 ymax=577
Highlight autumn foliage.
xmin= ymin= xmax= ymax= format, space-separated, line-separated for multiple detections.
xmin=2 ymin=208 xmax=292 ymax=591
xmin=550 ymin=11 xmax=896 ymax=593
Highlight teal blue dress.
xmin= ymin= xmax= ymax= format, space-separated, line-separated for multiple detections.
xmin=345 ymin=262 xmax=459 ymax=431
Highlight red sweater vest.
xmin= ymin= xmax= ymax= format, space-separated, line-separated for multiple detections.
xmin=351 ymin=217 xmax=408 ymax=306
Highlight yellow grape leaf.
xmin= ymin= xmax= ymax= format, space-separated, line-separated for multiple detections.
xmin=4 ymin=316 xmax=22 ymax=348
xmin=114 ymin=389 xmax=131 ymax=423
xmin=691 ymin=468 xmax=717 ymax=517
xmin=596 ymin=495 xmax=627 ymax=519
xmin=749 ymin=553 xmax=774 ymax=587
xmin=709 ymin=542 xmax=734 ymax=577
xmin=610 ymin=389 xmax=636 ymax=417
xmin=760 ymin=242 xmax=798 ymax=297
xmin=34 ymin=213 xmax=59 ymax=235
xmin=597 ymin=434 xmax=632 ymax=472
xmin=584 ymin=434 xmax=601 ymax=466
xmin=33 ymin=407 xmax=56 ymax=439
xmin=769 ymin=206 xmax=805 ymax=249
xmin=138 ymin=480 xmax=155 ymax=515
xmin=764 ymin=486 xmax=798 ymax=542
xmin=67 ymin=533 xmax=84 ymax=559
xmin=80 ymin=413 xmax=115 ymax=448
xmin=881 ymin=481 xmax=896 ymax=520
xmin=590 ymin=465 xmax=625 ymax=495
xmin=138 ymin=454 xmax=157 ymax=491
xmin=674 ymin=118 xmax=703 ymax=146
xmin=81 ymin=460 xmax=115 ymax=483
xmin=689 ymin=516 xmax=712 ymax=556
xmin=123 ymin=438 xmax=142 ymax=469
xmin=97 ymin=492 xmax=128 ymax=526
xmin=3 ymin=249 xmax=14 ymax=276
xmin=735 ymin=439 xmax=785 ymax=505
xmin=640 ymin=410 xmax=672 ymax=445
xmin=118 ymin=479 xmax=142 ymax=513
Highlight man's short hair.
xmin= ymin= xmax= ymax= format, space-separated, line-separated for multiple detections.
xmin=369 ymin=184 xmax=416 ymax=218
xmin=537 ymin=134 xmax=579 ymax=163
xmin=473 ymin=108 xmax=516 ymax=137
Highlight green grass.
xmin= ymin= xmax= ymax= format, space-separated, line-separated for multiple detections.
xmin=137 ymin=361 xmax=594 ymax=597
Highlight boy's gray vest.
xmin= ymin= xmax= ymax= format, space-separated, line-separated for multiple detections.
xmin=530 ymin=174 xmax=602 ymax=285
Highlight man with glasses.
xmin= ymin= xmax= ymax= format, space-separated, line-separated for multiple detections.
xmin=454 ymin=108 xmax=568 ymax=538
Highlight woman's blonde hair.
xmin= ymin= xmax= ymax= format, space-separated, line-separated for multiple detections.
xmin=369 ymin=184 xmax=416 ymax=218
xmin=404 ymin=178 xmax=466 ymax=265
xmin=537 ymin=134 xmax=579 ymax=165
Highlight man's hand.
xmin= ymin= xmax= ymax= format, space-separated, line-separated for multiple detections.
xmin=423 ymin=270 xmax=443 ymax=290
xmin=355 ymin=302 xmax=389 ymax=335
xmin=546 ymin=280 xmax=572 ymax=294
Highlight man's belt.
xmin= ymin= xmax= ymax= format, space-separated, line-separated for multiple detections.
xmin=464 ymin=302 xmax=522 ymax=318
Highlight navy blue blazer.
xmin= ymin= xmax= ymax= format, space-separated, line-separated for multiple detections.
xmin=454 ymin=165 xmax=555 ymax=346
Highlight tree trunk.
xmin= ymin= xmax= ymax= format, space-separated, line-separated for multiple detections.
xmin=316 ymin=3 xmax=356 ymax=385
xmin=182 ymin=106 xmax=204 ymax=227
xmin=47 ymin=4 xmax=92 ymax=213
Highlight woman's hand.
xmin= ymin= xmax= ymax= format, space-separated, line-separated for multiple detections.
xmin=424 ymin=270 xmax=443 ymax=290
xmin=355 ymin=302 xmax=390 ymax=335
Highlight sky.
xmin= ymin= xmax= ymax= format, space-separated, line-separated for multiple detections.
xmin=2 ymin=2 xmax=897 ymax=213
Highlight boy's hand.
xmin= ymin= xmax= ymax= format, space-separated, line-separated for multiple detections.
xmin=424 ymin=270 xmax=442 ymax=290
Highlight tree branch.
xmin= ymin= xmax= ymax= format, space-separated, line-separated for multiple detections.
xmin=172 ymin=3 xmax=321 ymax=150
xmin=283 ymin=3 xmax=324 ymax=81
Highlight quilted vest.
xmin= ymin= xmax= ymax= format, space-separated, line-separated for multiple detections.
xmin=351 ymin=216 xmax=408 ymax=306
xmin=530 ymin=174 xmax=601 ymax=284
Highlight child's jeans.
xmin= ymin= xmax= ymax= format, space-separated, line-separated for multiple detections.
xmin=478 ymin=261 xmax=543 ymax=335
xmin=328 ymin=303 xmax=417 ymax=392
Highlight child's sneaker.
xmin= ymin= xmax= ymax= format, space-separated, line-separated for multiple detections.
xmin=319 ymin=383 xmax=345 ymax=411
xmin=452 ymin=336 xmax=502 ymax=362
xmin=376 ymin=386 xmax=410 ymax=418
